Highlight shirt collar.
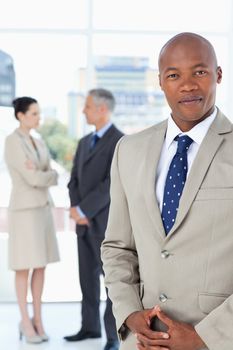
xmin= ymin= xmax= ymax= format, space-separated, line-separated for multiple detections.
xmin=94 ymin=121 xmax=112 ymax=138
xmin=165 ymin=107 xmax=217 ymax=149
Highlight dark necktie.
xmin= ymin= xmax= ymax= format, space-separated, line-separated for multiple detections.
xmin=90 ymin=134 xmax=100 ymax=150
xmin=161 ymin=135 xmax=193 ymax=235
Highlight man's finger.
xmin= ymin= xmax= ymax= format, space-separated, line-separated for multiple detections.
xmin=137 ymin=344 xmax=169 ymax=350
xmin=138 ymin=329 xmax=169 ymax=340
xmin=157 ymin=310 xmax=173 ymax=327
xmin=136 ymin=332 xmax=169 ymax=347
xmin=149 ymin=305 xmax=161 ymax=318
xmin=147 ymin=305 xmax=161 ymax=326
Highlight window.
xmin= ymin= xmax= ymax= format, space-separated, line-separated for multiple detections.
xmin=0 ymin=0 xmax=233 ymax=301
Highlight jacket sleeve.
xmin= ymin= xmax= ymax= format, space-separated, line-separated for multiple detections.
xmin=78 ymin=174 xmax=111 ymax=219
xmin=101 ymin=138 xmax=143 ymax=337
xmin=195 ymin=296 xmax=233 ymax=349
xmin=4 ymin=136 xmax=57 ymax=188
xmin=67 ymin=143 xmax=81 ymax=206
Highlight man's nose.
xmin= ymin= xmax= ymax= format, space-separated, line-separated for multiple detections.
xmin=180 ymin=77 xmax=198 ymax=92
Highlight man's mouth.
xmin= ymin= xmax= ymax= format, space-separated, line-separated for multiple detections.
xmin=178 ymin=96 xmax=203 ymax=105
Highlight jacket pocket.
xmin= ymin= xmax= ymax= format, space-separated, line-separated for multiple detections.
xmin=196 ymin=188 xmax=233 ymax=201
xmin=198 ymin=292 xmax=229 ymax=314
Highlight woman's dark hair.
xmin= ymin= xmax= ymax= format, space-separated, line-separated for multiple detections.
xmin=12 ymin=96 xmax=37 ymax=120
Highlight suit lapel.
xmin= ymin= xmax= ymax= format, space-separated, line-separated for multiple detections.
xmin=83 ymin=125 xmax=116 ymax=164
xmin=15 ymin=129 xmax=40 ymax=165
xmin=143 ymin=121 xmax=167 ymax=241
xmin=167 ymin=110 xmax=232 ymax=238
xmin=82 ymin=134 xmax=93 ymax=163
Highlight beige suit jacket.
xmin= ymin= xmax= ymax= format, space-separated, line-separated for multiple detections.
xmin=4 ymin=128 xmax=57 ymax=210
xmin=102 ymin=109 xmax=233 ymax=350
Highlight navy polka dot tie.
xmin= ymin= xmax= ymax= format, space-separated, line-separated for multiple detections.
xmin=161 ymin=135 xmax=193 ymax=235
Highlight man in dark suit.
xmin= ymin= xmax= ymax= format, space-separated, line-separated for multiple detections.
xmin=64 ymin=88 xmax=123 ymax=350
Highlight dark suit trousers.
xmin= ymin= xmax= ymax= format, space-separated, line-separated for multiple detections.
xmin=77 ymin=230 xmax=118 ymax=341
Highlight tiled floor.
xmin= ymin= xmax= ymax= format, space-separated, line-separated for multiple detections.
xmin=0 ymin=302 xmax=107 ymax=350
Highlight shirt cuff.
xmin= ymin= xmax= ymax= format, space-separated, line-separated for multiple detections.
xmin=76 ymin=206 xmax=86 ymax=218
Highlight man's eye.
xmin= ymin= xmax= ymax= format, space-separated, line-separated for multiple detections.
xmin=195 ymin=70 xmax=206 ymax=76
xmin=167 ymin=74 xmax=178 ymax=79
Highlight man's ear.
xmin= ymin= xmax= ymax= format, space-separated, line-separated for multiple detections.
xmin=99 ymin=103 xmax=107 ymax=114
xmin=158 ymin=74 xmax=163 ymax=90
xmin=216 ymin=66 xmax=222 ymax=84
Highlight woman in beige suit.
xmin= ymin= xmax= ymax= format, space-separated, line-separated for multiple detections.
xmin=4 ymin=97 xmax=60 ymax=344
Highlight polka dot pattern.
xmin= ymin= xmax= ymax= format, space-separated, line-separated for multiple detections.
xmin=162 ymin=135 xmax=193 ymax=235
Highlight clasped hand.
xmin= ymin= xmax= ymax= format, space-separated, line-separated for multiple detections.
xmin=125 ymin=306 xmax=206 ymax=350
xmin=69 ymin=207 xmax=90 ymax=226
xmin=25 ymin=159 xmax=36 ymax=170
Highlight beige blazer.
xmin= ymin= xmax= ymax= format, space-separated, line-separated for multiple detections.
xmin=4 ymin=128 xmax=57 ymax=210
xmin=102 ymin=109 xmax=233 ymax=350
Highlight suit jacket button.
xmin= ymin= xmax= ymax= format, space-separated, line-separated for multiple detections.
xmin=159 ymin=293 xmax=168 ymax=303
xmin=161 ymin=250 xmax=170 ymax=259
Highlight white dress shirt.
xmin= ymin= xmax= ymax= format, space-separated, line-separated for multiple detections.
xmin=156 ymin=108 xmax=217 ymax=212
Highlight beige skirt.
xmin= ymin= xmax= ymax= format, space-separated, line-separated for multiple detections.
xmin=8 ymin=205 xmax=60 ymax=270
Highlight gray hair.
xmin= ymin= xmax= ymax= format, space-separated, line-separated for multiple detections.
xmin=88 ymin=88 xmax=116 ymax=112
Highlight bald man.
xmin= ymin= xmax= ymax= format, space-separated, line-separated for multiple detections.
xmin=102 ymin=33 xmax=232 ymax=350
